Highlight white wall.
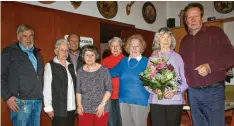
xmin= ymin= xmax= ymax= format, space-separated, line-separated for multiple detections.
xmin=224 ymin=22 xmax=234 ymax=85
xmin=224 ymin=22 xmax=234 ymax=46
xmin=167 ymin=1 xmax=234 ymax=27
xmin=19 ymin=1 xmax=167 ymax=32
xmin=17 ymin=1 xmax=234 ymax=42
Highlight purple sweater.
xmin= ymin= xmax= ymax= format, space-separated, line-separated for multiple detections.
xmin=145 ymin=50 xmax=188 ymax=105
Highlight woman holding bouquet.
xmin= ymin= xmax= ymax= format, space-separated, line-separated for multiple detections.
xmin=146 ymin=27 xmax=188 ymax=126
xmin=109 ymin=34 xmax=150 ymax=126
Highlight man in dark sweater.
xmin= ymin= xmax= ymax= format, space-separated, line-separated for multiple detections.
xmin=1 ymin=24 xmax=44 ymax=126
xmin=179 ymin=3 xmax=234 ymax=126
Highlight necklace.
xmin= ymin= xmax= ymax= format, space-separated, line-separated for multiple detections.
xmin=128 ymin=59 xmax=140 ymax=69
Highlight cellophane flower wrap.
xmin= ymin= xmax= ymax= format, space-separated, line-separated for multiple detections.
xmin=140 ymin=57 xmax=179 ymax=100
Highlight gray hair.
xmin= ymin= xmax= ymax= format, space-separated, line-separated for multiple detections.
xmin=16 ymin=24 xmax=34 ymax=37
xmin=55 ymin=39 xmax=69 ymax=50
xmin=108 ymin=37 xmax=123 ymax=46
xmin=152 ymin=27 xmax=176 ymax=51
xmin=81 ymin=45 xmax=100 ymax=62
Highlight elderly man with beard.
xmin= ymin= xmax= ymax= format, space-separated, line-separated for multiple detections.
xmin=1 ymin=24 xmax=44 ymax=126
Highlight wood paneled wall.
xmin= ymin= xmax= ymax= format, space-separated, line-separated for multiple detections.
xmin=1 ymin=2 xmax=101 ymax=62
xmin=1 ymin=2 xmax=155 ymax=126
xmin=1 ymin=2 xmax=100 ymax=126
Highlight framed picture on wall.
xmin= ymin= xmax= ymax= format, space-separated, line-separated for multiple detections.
xmin=142 ymin=2 xmax=156 ymax=24
xmin=214 ymin=1 xmax=234 ymax=14
xmin=97 ymin=1 xmax=118 ymax=19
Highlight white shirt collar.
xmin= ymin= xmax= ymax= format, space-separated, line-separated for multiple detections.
xmin=53 ymin=56 xmax=70 ymax=67
xmin=128 ymin=55 xmax=142 ymax=62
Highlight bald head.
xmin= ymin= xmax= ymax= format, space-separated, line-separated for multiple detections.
xmin=68 ymin=34 xmax=80 ymax=53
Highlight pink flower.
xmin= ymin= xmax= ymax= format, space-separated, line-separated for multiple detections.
xmin=156 ymin=62 xmax=166 ymax=70
xmin=149 ymin=74 xmax=154 ymax=79
xmin=149 ymin=68 xmax=158 ymax=79
xmin=153 ymin=68 xmax=158 ymax=74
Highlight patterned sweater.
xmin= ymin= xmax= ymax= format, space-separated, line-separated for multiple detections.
xmin=76 ymin=66 xmax=112 ymax=114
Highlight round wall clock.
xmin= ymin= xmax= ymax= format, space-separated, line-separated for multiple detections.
xmin=142 ymin=2 xmax=156 ymax=24
xmin=97 ymin=1 xmax=118 ymax=19
xmin=214 ymin=1 xmax=234 ymax=14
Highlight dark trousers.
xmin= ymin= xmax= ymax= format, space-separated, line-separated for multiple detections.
xmin=150 ymin=104 xmax=183 ymax=126
xmin=108 ymin=99 xmax=122 ymax=126
xmin=52 ymin=110 xmax=75 ymax=126
xmin=189 ymin=83 xmax=225 ymax=126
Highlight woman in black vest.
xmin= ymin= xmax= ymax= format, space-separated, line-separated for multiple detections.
xmin=43 ymin=39 xmax=77 ymax=126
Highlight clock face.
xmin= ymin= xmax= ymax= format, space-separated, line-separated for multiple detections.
xmin=214 ymin=1 xmax=234 ymax=14
xmin=142 ymin=2 xmax=156 ymax=24
xmin=97 ymin=1 xmax=118 ymax=19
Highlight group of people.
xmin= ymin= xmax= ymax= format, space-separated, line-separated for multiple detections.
xmin=1 ymin=2 xmax=234 ymax=126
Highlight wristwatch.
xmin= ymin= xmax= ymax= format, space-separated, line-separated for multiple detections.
xmin=100 ymin=102 xmax=106 ymax=106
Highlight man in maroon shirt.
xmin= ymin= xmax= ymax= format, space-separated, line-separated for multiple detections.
xmin=179 ymin=3 xmax=234 ymax=126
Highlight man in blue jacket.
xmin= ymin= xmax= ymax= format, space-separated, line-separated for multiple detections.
xmin=1 ymin=24 xmax=44 ymax=126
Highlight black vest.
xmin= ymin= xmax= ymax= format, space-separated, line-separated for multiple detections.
xmin=49 ymin=61 xmax=77 ymax=117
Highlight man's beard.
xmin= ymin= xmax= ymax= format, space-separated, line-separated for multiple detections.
xmin=25 ymin=43 xmax=34 ymax=50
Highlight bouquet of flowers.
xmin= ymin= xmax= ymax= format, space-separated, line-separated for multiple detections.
xmin=140 ymin=57 xmax=179 ymax=100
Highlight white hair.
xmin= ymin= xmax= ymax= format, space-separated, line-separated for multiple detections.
xmin=55 ymin=39 xmax=69 ymax=50
xmin=108 ymin=37 xmax=123 ymax=46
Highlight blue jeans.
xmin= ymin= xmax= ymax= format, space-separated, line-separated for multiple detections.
xmin=11 ymin=99 xmax=42 ymax=126
xmin=188 ymin=83 xmax=225 ymax=126
xmin=108 ymin=99 xmax=122 ymax=126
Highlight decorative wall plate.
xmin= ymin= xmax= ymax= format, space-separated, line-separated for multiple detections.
xmin=97 ymin=1 xmax=118 ymax=19
xmin=126 ymin=1 xmax=135 ymax=15
xmin=70 ymin=1 xmax=82 ymax=9
xmin=38 ymin=1 xmax=55 ymax=4
xmin=214 ymin=1 xmax=234 ymax=14
xmin=142 ymin=2 xmax=156 ymax=24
